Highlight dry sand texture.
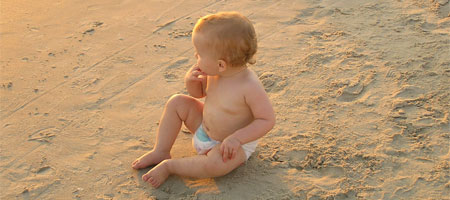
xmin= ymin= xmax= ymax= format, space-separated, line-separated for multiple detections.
xmin=1 ymin=0 xmax=449 ymax=199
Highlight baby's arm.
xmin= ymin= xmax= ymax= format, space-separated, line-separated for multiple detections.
xmin=221 ymin=80 xmax=275 ymax=161
xmin=233 ymin=82 xmax=275 ymax=143
xmin=184 ymin=64 xmax=207 ymax=98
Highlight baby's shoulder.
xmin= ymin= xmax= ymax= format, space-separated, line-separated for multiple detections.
xmin=240 ymin=69 xmax=266 ymax=91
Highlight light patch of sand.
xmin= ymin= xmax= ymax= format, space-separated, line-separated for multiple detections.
xmin=1 ymin=0 xmax=449 ymax=199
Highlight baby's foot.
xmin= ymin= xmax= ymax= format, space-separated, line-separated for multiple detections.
xmin=132 ymin=150 xmax=171 ymax=169
xmin=142 ymin=160 xmax=171 ymax=188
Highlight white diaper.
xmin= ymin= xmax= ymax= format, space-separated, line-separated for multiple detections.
xmin=192 ymin=125 xmax=258 ymax=160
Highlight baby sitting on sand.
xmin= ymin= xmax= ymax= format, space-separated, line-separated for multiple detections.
xmin=132 ymin=11 xmax=275 ymax=188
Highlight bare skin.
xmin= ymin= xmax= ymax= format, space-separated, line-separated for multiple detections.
xmin=131 ymin=151 xmax=170 ymax=169
xmin=132 ymin=93 xmax=247 ymax=187
xmin=132 ymin=30 xmax=275 ymax=188
xmin=142 ymin=145 xmax=246 ymax=188
xmin=131 ymin=94 xmax=203 ymax=170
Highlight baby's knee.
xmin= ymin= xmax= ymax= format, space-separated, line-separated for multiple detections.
xmin=167 ymin=94 xmax=185 ymax=102
xmin=166 ymin=94 xmax=190 ymax=107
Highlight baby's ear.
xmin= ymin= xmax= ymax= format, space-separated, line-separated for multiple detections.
xmin=218 ymin=60 xmax=227 ymax=72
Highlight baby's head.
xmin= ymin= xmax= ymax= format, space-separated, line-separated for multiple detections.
xmin=193 ymin=12 xmax=257 ymax=68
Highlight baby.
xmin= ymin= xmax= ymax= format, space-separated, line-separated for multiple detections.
xmin=132 ymin=11 xmax=275 ymax=188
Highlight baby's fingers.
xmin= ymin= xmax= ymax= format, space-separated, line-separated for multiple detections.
xmin=227 ymin=147 xmax=233 ymax=159
xmin=220 ymin=143 xmax=224 ymax=157
xmin=188 ymin=73 xmax=204 ymax=82
xmin=222 ymin=146 xmax=229 ymax=162
xmin=231 ymin=149 xmax=237 ymax=160
xmin=191 ymin=71 xmax=203 ymax=77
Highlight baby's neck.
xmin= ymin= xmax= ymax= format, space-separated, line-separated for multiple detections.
xmin=219 ymin=65 xmax=248 ymax=78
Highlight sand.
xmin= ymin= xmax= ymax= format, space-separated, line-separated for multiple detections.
xmin=1 ymin=0 xmax=449 ymax=199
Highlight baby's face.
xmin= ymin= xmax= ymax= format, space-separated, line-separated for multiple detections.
xmin=192 ymin=32 xmax=220 ymax=76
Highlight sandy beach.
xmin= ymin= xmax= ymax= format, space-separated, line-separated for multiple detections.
xmin=1 ymin=0 xmax=449 ymax=199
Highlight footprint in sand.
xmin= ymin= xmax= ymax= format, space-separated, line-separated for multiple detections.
xmin=259 ymin=72 xmax=287 ymax=93
xmin=390 ymin=85 xmax=447 ymax=134
xmin=392 ymin=85 xmax=426 ymax=99
xmin=28 ymin=127 xmax=59 ymax=143
xmin=36 ymin=166 xmax=54 ymax=175
xmin=436 ymin=2 xmax=449 ymax=18
xmin=335 ymin=72 xmax=375 ymax=102
xmin=318 ymin=166 xmax=346 ymax=178
xmin=300 ymin=52 xmax=335 ymax=68
xmin=282 ymin=6 xmax=335 ymax=26
xmin=169 ymin=29 xmax=192 ymax=39
xmin=285 ymin=149 xmax=308 ymax=170
xmin=115 ymin=56 xmax=135 ymax=64
xmin=163 ymin=57 xmax=189 ymax=82
xmin=337 ymin=82 xmax=364 ymax=102
xmin=1 ymin=81 xmax=13 ymax=89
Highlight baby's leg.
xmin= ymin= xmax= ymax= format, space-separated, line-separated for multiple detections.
xmin=132 ymin=94 xmax=203 ymax=169
xmin=142 ymin=145 xmax=246 ymax=188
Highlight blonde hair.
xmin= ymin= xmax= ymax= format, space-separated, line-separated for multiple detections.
xmin=193 ymin=12 xmax=257 ymax=67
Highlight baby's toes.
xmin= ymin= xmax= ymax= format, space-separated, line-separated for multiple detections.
xmin=149 ymin=177 xmax=160 ymax=188
xmin=132 ymin=159 xmax=142 ymax=169
xmin=142 ymin=173 xmax=150 ymax=182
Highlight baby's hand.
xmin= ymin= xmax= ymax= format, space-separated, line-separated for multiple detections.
xmin=186 ymin=64 xmax=206 ymax=82
xmin=220 ymin=135 xmax=241 ymax=162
